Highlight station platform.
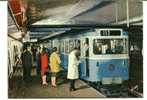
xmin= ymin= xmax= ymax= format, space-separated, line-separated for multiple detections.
xmin=8 ymin=67 xmax=105 ymax=98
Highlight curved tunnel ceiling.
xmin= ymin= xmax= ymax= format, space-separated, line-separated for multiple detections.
xmin=26 ymin=0 xmax=143 ymax=25
xmin=8 ymin=0 xmax=143 ymax=40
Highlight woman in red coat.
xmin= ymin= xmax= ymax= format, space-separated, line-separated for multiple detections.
xmin=40 ymin=48 xmax=49 ymax=86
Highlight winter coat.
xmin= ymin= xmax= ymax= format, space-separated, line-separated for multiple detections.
xmin=40 ymin=52 xmax=48 ymax=75
xmin=50 ymin=52 xmax=61 ymax=73
xmin=21 ymin=50 xmax=33 ymax=68
xmin=67 ymin=50 xmax=80 ymax=79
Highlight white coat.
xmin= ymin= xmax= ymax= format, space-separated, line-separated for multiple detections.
xmin=67 ymin=50 xmax=80 ymax=79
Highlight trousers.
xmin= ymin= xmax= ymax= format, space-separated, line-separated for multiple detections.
xmin=69 ymin=79 xmax=75 ymax=89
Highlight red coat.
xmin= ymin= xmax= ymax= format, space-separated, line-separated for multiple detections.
xmin=40 ymin=53 xmax=48 ymax=75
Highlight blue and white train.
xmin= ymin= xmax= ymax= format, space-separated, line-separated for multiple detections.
xmin=48 ymin=28 xmax=129 ymax=84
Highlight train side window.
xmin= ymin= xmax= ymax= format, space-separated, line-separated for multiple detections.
xmin=60 ymin=40 xmax=64 ymax=53
xmin=84 ymin=38 xmax=89 ymax=57
xmin=63 ymin=41 xmax=65 ymax=53
xmin=59 ymin=40 xmax=62 ymax=53
xmin=75 ymin=40 xmax=80 ymax=50
xmin=64 ymin=40 xmax=66 ymax=53
xmin=69 ymin=40 xmax=74 ymax=52
xmin=93 ymin=39 xmax=128 ymax=55
xmin=65 ymin=40 xmax=67 ymax=53
xmin=81 ymin=38 xmax=89 ymax=57
xmin=65 ymin=40 xmax=69 ymax=53
xmin=48 ymin=40 xmax=52 ymax=49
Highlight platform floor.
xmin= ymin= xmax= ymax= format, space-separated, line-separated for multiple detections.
xmin=8 ymin=68 xmax=105 ymax=98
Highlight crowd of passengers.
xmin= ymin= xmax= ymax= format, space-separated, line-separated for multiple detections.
xmin=17 ymin=42 xmax=80 ymax=91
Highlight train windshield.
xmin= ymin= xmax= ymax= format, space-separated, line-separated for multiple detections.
xmin=93 ymin=38 xmax=128 ymax=55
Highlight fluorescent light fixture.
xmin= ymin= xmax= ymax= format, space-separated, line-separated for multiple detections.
xmin=33 ymin=19 xmax=67 ymax=25
xmin=30 ymin=39 xmax=38 ymax=42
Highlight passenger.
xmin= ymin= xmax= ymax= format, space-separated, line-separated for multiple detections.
xmin=50 ymin=47 xmax=61 ymax=87
xmin=67 ymin=48 xmax=80 ymax=91
xmin=106 ymin=44 xmax=112 ymax=54
xmin=21 ymin=44 xmax=33 ymax=83
xmin=40 ymin=47 xmax=49 ymax=86
xmin=95 ymin=42 xmax=102 ymax=54
xmin=36 ymin=46 xmax=41 ymax=77
xmin=31 ymin=44 xmax=36 ymax=62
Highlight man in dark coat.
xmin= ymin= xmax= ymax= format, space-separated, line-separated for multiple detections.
xmin=21 ymin=45 xmax=33 ymax=83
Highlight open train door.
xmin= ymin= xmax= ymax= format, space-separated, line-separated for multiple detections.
xmin=80 ymin=38 xmax=89 ymax=77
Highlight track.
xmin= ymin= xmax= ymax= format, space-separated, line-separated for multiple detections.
xmin=83 ymin=80 xmax=143 ymax=98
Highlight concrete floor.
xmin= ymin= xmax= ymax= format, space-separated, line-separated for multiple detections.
xmin=8 ymin=68 xmax=105 ymax=98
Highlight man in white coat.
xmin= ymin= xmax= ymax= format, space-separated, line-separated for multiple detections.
xmin=67 ymin=48 xmax=79 ymax=91
xmin=67 ymin=48 xmax=80 ymax=91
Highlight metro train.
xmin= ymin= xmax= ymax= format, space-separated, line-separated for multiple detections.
xmin=46 ymin=28 xmax=129 ymax=85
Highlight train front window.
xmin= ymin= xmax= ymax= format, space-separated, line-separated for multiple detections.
xmin=93 ymin=38 xmax=128 ymax=55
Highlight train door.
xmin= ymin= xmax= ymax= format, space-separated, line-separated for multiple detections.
xmin=80 ymin=38 xmax=89 ymax=77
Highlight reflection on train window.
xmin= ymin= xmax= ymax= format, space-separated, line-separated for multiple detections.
xmin=93 ymin=39 xmax=128 ymax=54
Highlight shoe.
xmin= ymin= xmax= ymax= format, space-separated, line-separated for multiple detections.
xmin=42 ymin=83 xmax=48 ymax=86
xmin=51 ymin=84 xmax=57 ymax=88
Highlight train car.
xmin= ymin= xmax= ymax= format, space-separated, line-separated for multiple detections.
xmin=51 ymin=28 xmax=129 ymax=84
